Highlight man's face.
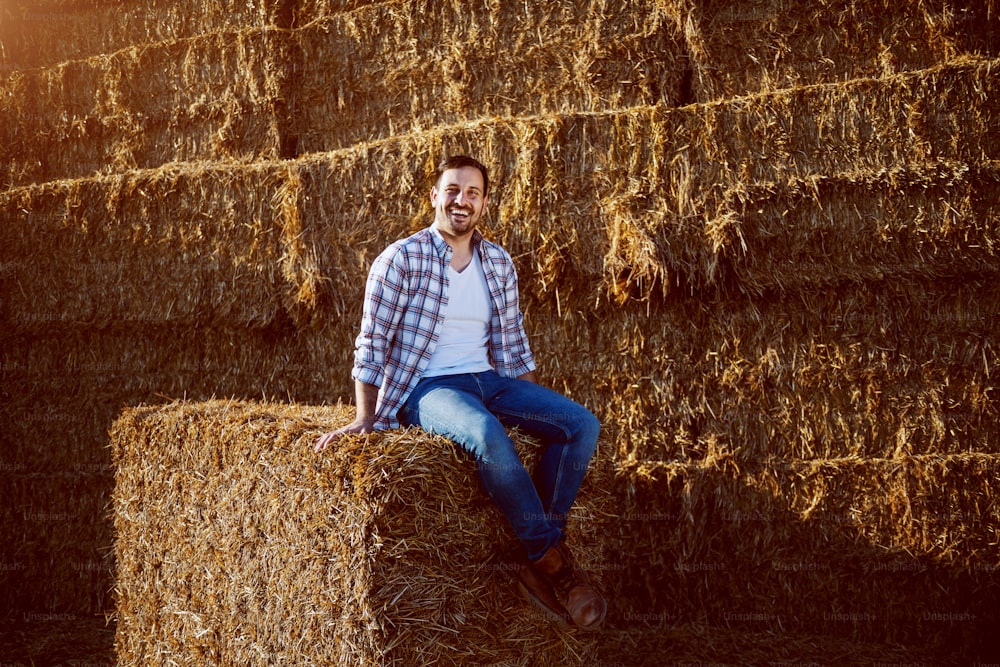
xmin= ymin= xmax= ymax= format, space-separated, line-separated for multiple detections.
xmin=431 ymin=166 xmax=488 ymax=241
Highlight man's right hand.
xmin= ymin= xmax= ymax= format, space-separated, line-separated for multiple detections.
xmin=314 ymin=419 xmax=374 ymax=452
xmin=315 ymin=380 xmax=380 ymax=452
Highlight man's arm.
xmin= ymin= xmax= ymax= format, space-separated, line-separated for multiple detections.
xmin=518 ymin=371 xmax=537 ymax=383
xmin=314 ymin=380 xmax=379 ymax=452
xmin=316 ymin=243 xmax=408 ymax=452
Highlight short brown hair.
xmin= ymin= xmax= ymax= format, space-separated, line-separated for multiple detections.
xmin=435 ymin=155 xmax=489 ymax=197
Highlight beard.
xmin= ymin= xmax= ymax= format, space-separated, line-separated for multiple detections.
xmin=438 ymin=204 xmax=478 ymax=235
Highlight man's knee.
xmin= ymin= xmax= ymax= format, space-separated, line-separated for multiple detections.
xmin=567 ymin=404 xmax=600 ymax=453
xmin=463 ymin=414 xmax=515 ymax=459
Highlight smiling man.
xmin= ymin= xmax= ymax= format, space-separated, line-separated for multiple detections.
xmin=315 ymin=155 xmax=607 ymax=630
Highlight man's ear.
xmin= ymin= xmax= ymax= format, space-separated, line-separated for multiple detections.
xmin=430 ymin=186 xmax=440 ymax=206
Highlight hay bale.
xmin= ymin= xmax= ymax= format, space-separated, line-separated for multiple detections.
xmin=291 ymin=1 xmax=688 ymax=154
xmin=111 ymin=400 xmax=613 ymax=665
xmin=0 ymin=28 xmax=287 ymax=186
xmin=715 ymin=161 xmax=1000 ymax=291
xmin=525 ymin=273 xmax=1000 ymax=464
xmin=682 ymin=0 xmax=996 ymax=101
xmin=703 ymin=56 xmax=998 ymax=186
xmin=0 ymin=163 xmax=289 ymax=330
xmin=604 ymin=56 xmax=1000 ymax=299
xmin=94 ymin=29 xmax=287 ymax=161
xmin=0 ymin=468 xmax=113 ymax=615
xmin=610 ymin=454 xmax=1000 ymax=657
xmin=0 ymin=1 xmax=276 ymax=70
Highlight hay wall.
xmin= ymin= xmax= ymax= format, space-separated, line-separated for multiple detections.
xmin=615 ymin=454 xmax=1000 ymax=656
xmin=716 ymin=162 xmax=1000 ymax=290
xmin=2 ymin=0 xmax=999 ymax=662
xmin=111 ymin=400 xmax=613 ymax=666
xmin=2 ymin=1 xmax=686 ymax=187
xmin=6 ymin=3 xmax=997 ymax=187
xmin=0 ymin=164 xmax=291 ymax=329
xmin=0 ymin=30 xmax=290 ymax=187
xmin=683 ymin=0 xmax=997 ymax=101
xmin=289 ymin=1 xmax=689 ymax=156
xmin=4 ymin=58 xmax=999 ymax=619
xmin=279 ymin=58 xmax=1000 ymax=316
xmin=532 ymin=279 xmax=1000 ymax=463
xmin=0 ymin=1 xmax=279 ymax=69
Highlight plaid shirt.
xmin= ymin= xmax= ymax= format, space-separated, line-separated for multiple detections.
xmin=353 ymin=226 xmax=536 ymax=429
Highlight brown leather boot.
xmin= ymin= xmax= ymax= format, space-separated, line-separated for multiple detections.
xmin=510 ymin=551 xmax=573 ymax=627
xmin=530 ymin=541 xmax=607 ymax=630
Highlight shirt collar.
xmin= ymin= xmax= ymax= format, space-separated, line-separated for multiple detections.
xmin=428 ymin=224 xmax=485 ymax=255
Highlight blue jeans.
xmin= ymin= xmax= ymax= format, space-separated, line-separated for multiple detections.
xmin=398 ymin=370 xmax=600 ymax=562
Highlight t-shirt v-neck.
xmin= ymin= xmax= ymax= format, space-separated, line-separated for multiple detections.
xmin=422 ymin=250 xmax=493 ymax=377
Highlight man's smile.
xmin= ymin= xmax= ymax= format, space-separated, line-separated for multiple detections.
xmin=449 ymin=206 xmax=473 ymax=220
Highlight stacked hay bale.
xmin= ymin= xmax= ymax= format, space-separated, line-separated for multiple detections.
xmin=0 ymin=28 xmax=294 ymax=186
xmin=111 ymin=400 xmax=614 ymax=666
xmin=287 ymin=0 xmax=689 ymax=155
xmin=2 ymin=0 xmax=999 ymax=663
xmin=0 ymin=162 xmax=319 ymax=620
xmin=0 ymin=2 xmax=280 ymax=69
xmin=681 ymin=0 xmax=995 ymax=100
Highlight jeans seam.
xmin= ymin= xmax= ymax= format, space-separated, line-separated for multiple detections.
xmin=547 ymin=443 xmax=569 ymax=518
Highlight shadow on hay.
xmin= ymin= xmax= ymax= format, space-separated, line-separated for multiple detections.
xmin=604 ymin=461 xmax=1000 ymax=662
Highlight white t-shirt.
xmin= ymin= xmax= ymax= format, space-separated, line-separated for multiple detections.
xmin=422 ymin=248 xmax=494 ymax=378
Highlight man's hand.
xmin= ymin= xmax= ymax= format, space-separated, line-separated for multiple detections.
xmin=314 ymin=418 xmax=374 ymax=452
xmin=315 ymin=380 xmax=380 ymax=452
xmin=518 ymin=370 xmax=537 ymax=384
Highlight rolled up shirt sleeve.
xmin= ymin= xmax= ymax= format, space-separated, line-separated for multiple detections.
xmin=352 ymin=246 xmax=408 ymax=390
xmin=481 ymin=243 xmax=536 ymax=379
